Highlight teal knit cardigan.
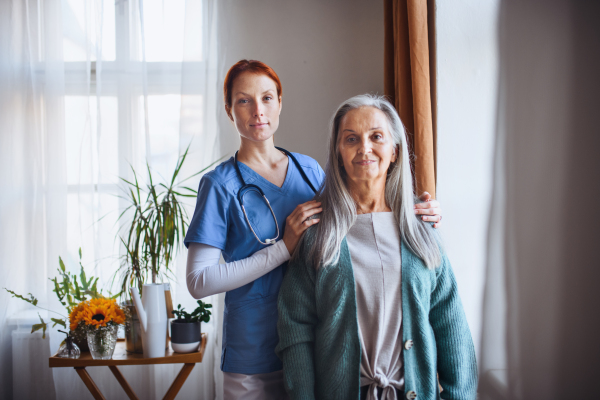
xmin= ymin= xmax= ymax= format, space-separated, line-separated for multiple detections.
xmin=275 ymin=230 xmax=478 ymax=400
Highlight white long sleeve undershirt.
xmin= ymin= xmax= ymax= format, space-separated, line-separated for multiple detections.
xmin=186 ymin=240 xmax=291 ymax=299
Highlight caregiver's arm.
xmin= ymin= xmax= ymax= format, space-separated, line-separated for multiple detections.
xmin=186 ymin=200 xmax=322 ymax=299
xmin=186 ymin=242 xmax=290 ymax=299
xmin=415 ymin=191 xmax=443 ymax=228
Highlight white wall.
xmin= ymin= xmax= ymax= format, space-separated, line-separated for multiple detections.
xmin=436 ymin=0 xmax=500 ymax=360
xmin=217 ymin=0 xmax=384 ymax=165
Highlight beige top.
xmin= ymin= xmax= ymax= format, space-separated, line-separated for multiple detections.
xmin=346 ymin=212 xmax=404 ymax=400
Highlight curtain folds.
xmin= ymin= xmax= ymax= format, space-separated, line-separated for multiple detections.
xmin=0 ymin=0 xmax=221 ymax=399
xmin=480 ymin=1 xmax=600 ymax=398
xmin=384 ymin=0 xmax=437 ymax=198
xmin=0 ymin=1 xmax=67 ymax=399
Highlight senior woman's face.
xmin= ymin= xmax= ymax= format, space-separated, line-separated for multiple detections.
xmin=338 ymin=107 xmax=397 ymax=185
xmin=230 ymin=71 xmax=282 ymax=143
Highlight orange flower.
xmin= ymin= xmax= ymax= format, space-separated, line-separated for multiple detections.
xmin=83 ymin=303 xmax=112 ymax=328
xmin=69 ymin=298 xmax=126 ymax=330
xmin=69 ymin=302 xmax=86 ymax=331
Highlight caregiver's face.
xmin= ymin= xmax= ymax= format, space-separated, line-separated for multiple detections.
xmin=338 ymin=106 xmax=397 ymax=185
xmin=230 ymin=72 xmax=282 ymax=142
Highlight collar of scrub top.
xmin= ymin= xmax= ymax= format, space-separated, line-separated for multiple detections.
xmin=233 ymin=146 xmax=318 ymax=246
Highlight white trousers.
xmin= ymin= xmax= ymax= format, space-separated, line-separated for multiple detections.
xmin=223 ymin=370 xmax=289 ymax=400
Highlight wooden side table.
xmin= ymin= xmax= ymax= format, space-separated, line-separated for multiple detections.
xmin=49 ymin=334 xmax=207 ymax=400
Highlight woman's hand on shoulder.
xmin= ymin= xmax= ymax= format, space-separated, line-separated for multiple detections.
xmin=414 ymin=192 xmax=442 ymax=228
xmin=282 ymin=200 xmax=322 ymax=255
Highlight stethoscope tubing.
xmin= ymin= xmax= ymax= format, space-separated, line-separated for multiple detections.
xmin=233 ymin=147 xmax=317 ymax=245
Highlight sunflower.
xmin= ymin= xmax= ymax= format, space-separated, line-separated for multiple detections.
xmin=69 ymin=302 xmax=86 ymax=331
xmin=83 ymin=303 xmax=112 ymax=328
xmin=71 ymin=298 xmax=127 ymax=330
xmin=110 ymin=303 xmax=126 ymax=325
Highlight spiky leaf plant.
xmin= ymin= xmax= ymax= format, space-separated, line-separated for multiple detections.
xmin=115 ymin=145 xmax=224 ymax=296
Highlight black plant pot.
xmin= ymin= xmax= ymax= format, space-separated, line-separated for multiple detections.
xmin=170 ymin=320 xmax=201 ymax=353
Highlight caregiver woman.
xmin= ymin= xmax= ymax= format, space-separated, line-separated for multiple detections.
xmin=276 ymin=95 xmax=477 ymax=400
xmin=184 ymin=60 xmax=442 ymax=399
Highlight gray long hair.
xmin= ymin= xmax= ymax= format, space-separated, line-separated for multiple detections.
xmin=307 ymin=94 xmax=442 ymax=269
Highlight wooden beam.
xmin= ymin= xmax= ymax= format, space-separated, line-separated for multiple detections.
xmin=109 ymin=365 xmax=139 ymax=400
xmin=75 ymin=367 xmax=106 ymax=400
xmin=163 ymin=363 xmax=195 ymax=400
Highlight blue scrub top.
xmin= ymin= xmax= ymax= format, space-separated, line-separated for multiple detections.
xmin=184 ymin=152 xmax=325 ymax=374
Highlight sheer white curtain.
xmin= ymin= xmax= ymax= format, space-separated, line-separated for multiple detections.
xmin=0 ymin=0 xmax=221 ymax=399
xmin=0 ymin=1 xmax=66 ymax=399
xmin=479 ymin=1 xmax=600 ymax=399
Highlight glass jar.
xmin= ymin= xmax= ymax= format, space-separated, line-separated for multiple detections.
xmin=57 ymin=332 xmax=81 ymax=359
xmin=87 ymin=325 xmax=118 ymax=360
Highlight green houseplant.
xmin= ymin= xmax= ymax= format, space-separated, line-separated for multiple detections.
xmin=170 ymin=300 xmax=212 ymax=353
xmin=115 ymin=146 xmax=223 ymax=352
xmin=4 ymin=248 xmax=116 ymax=351
xmin=115 ymin=145 xmax=223 ymax=294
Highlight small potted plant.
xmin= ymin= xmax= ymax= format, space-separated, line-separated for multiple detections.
xmin=170 ymin=300 xmax=212 ymax=353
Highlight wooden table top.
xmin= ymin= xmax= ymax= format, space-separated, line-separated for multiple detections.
xmin=49 ymin=333 xmax=207 ymax=368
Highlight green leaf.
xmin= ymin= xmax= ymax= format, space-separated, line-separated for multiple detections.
xmin=170 ymin=144 xmax=190 ymax=187
xmin=4 ymin=289 xmax=39 ymax=306
xmin=129 ymin=188 xmax=138 ymax=206
xmin=62 ymin=278 xmax=69 ymax=297
xmin=116 ymin=204 xmax=134 ymax=223
xmin=120 ymin=176 xmax=136 ymax=187
xmin=78 ymin=247 xmax=82 ymax=259
xmin=80 ymin=267 xmax=88 ymax=291
xmin=51 ymin=318 xmax=66 ymax=328
xmin=59 ymin=257 xmax=66 ymax=272
xmin=73 ymin=276 xmax=81 ymax=300
xmin=181 ymin=186 xmax=198 ymax=193
xmin=31 ymin=313 xmax=47 ymax=339
xmin=171 ymin=191 xmax=197 ymax=198
xmin=51 ymin=278 xmax=63 ymax=301
xmin=91 ymin=278 xmax=99 ymax=295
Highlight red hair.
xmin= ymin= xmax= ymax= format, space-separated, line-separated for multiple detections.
xmin=223 ymin=59 xmax=282 ymax=120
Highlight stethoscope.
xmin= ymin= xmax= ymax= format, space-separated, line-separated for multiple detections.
xmin=234 ymin=147 xmax=318 ymax=245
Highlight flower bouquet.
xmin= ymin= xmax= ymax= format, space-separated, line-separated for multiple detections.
xmin=70 ymin=298 xmax=126 ymax=359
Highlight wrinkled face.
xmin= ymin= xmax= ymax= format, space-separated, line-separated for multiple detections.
xmin=230 ymin=72 xmax=282 ymax=143
xmin=338 ymin=106 xmax=398 ymax=185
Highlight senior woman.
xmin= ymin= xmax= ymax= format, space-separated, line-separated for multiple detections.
xmin=276 ymin=94 xmax=477 ymax=400
xmin=185 ymin=61 xmax=443 ymax=399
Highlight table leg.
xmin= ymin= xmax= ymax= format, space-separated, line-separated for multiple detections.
xmin=163 ymin=363 xmax=195 ymax=400
xmin=109 ymin=365 xmax=140 ymax=400
xmin=75 ymin=367 xmax=106 ymax=400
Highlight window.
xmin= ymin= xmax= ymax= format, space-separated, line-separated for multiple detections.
xmin=62 ymin=0 xmax=203 ymax=287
